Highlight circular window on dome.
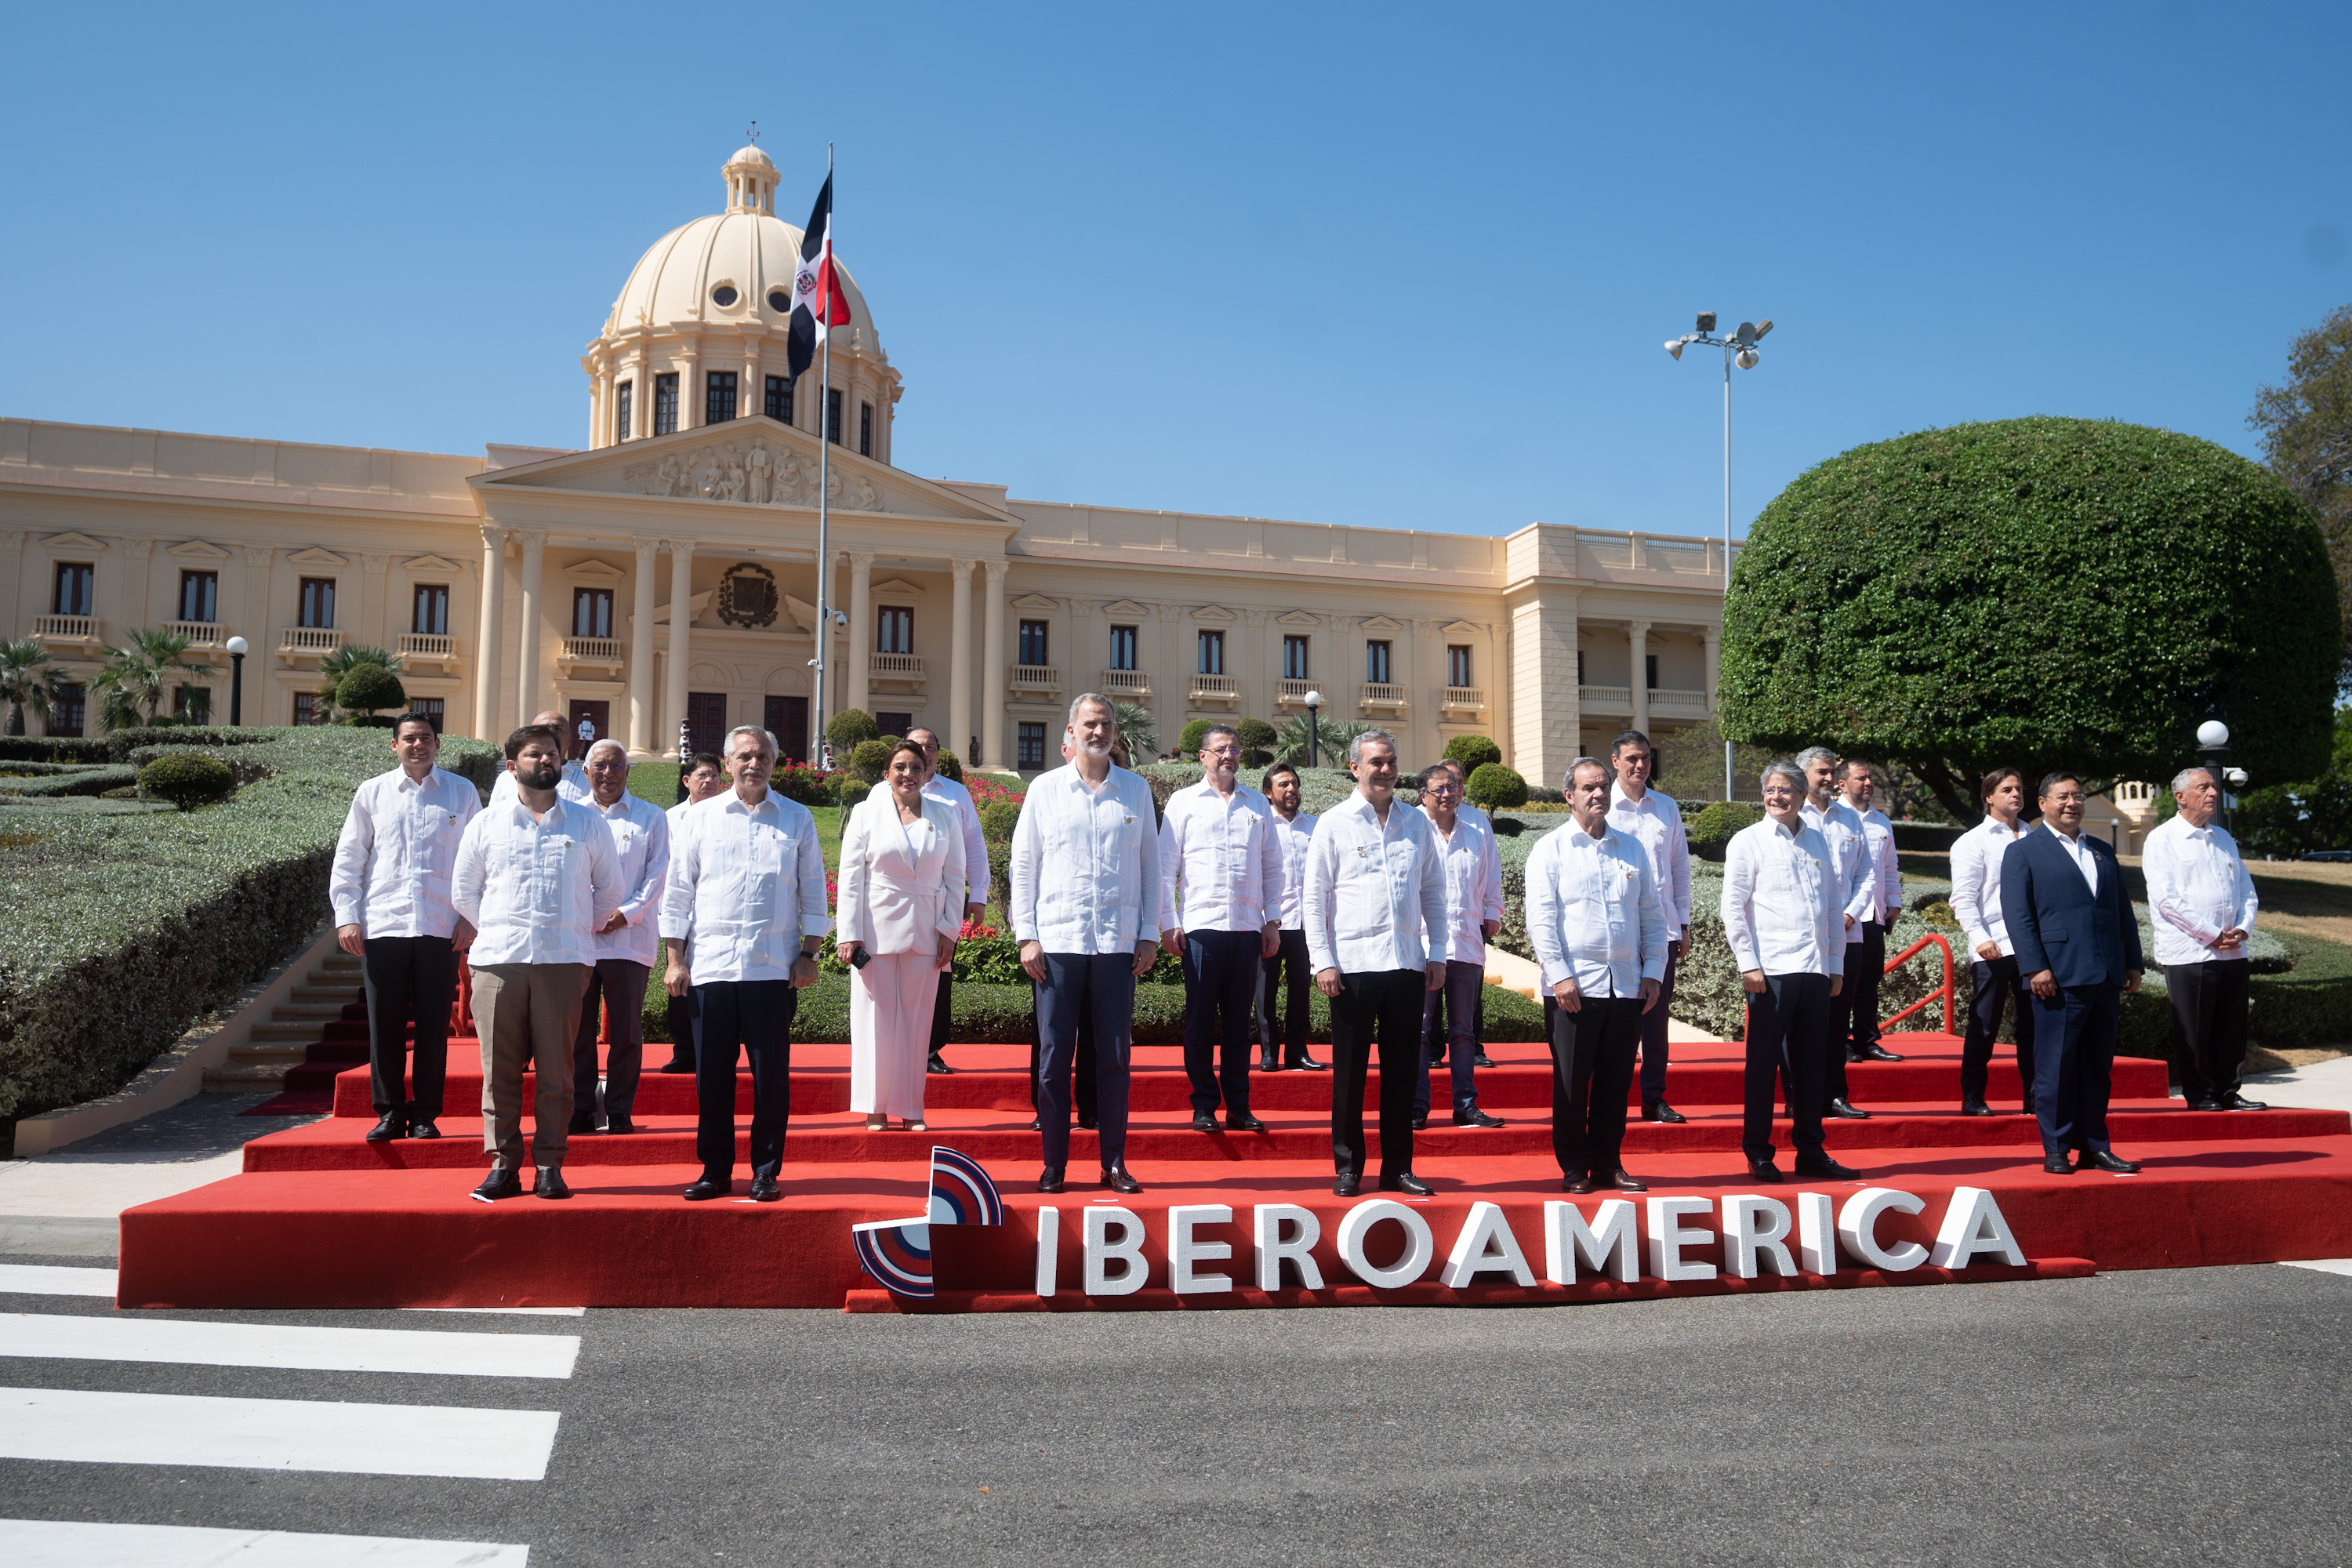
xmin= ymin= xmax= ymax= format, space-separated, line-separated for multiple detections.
xmin=710 ymin=284 xmax=739 ymax=307
xmin=767 ymin=288 xmax=790 ymax=313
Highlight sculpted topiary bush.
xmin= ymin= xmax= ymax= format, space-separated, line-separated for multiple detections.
xmin=137 ymin=753 xmax=235 ymax=811
xmin=1465 ymin=761 xmax=1527 ymax=810
xmin=1444 ymin=734 xmax=1503 ymax=773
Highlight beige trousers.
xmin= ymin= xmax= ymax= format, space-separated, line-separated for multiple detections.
xmin=470 ymin=962 xmax=590 ymax=1172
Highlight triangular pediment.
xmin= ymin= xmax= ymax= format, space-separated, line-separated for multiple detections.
xmin=39 ymin=531 xmax=109 ymax=553
xmin=470 ymin=416 xmax=1018 ymax=524
xmin=870 ymin=577 xmax=926 ymax=600
xmin=1190 ymin=604 xmax=1237 ymax=623
xmin=288 ymin=546 xmax=349 ymax=568
xmin=403 ymin=554 xmax=466 ymax=574
xmin=1359 ymin=615 xmax=1406 ymax=633
xmin=1010 ymin=593 xmax=1060 ymax=613
xmin=1274 ymin=609 xmax=1321 ymax=628
xmin=1439 ymin=619 xmax=1482 ymax=638
xmin=1100 ymin=599 xmax=1152 ymax=619
xmin=564 ymin=558 xmax=627 ymax=585
xmin=167 ymin=539 xmax=231 ymax=562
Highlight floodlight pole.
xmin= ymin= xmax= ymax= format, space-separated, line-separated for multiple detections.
xmin=1667 ymin=317 xmax=1769 ymax=803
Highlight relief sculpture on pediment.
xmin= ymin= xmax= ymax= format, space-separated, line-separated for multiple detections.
xmin=618 ymin=439 xmax=881 ymax=511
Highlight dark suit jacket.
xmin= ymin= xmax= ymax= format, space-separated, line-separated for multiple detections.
xmin=2002 ymin=825 xmax=2143 ymax=989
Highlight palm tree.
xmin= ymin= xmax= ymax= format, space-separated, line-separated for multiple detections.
xmin=93 ymin=628 xmax=216 ymax=731
xmin=0 ymin=637 xmax=64 ymax=737
xmin=314 ymin=643 xmax=404 ymax=723
xmin=1273 ymin=711 xmax=1372 ymax=769
xmin=1111 ymin=700 xmax=1157 ymax=760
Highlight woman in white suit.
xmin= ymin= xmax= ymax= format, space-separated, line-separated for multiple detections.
xmin=839 ymin=739 xmax=967 ymax=1131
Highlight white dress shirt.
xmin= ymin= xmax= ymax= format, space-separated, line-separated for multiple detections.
xmin=1007 ymin=762 xmax=1162 ymax=954
xmin=1302 ymin=791 xmax=1448 ymax=976
xmin=659 ymin=788 xmax=833 ymax=983
xmin=2142 ymin=814 xmax=2259 ymax=967
xmin=838 ymin=793 xmax=967 ymax=956
xmin=664 ymin=797 xmax=700 ymax=947
xmin=922 ymin=774 xmax=990 ymax=907
xmin=585 ymin=792 xmax=670 ymax=967
xmin=450 ymin=797 xmax=623 ymax=968
xmin=1157 ymin=779 xmax=1283 ymax=934
xmin=329 ymin=765 xmax=482 ymax=940
xmin=1847 ymin=802 xmax=1900 ymax=924
xmin=1417 ymin=805 xmax=1504 ymax=964
xmin=490 ymin=760 xmax=590 ymax=808
xmin=1606 ymin=783 xmax=1693 ymax=931
xmin=1525 ymin=820 xmax=1668 ymax=997
xmin=2043 ymin=822 xmax=2100 ymax=893
xmin=1949 ymin=815 xmax=2030 ymax=957
xmin=1269 ymin=809 xmax=1319 ymax=930
xmin=1721 ymin=815 xmax=1846 ymax=978
xmin=1801 ymin=797 xmax=1871 ymax=940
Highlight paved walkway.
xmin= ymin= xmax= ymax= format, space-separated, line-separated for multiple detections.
xmin=0 ymin=1094 xmax=307 ymax=1258
xmin=2245 ymin=1051 xmax=2352 ymax=1114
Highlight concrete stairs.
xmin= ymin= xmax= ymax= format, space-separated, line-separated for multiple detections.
xmin=203 ymin=951 xmax=365 ymax=1091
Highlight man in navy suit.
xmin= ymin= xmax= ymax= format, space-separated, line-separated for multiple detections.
xmin=2002 ymin=771 xmax=2146 ymax=1174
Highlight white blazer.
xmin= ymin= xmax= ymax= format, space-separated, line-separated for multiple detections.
xmin=838 ymin=791 xmax=967 ymax=957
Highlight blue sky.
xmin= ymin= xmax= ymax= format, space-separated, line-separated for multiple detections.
xmin=4 ymin=2 xmax=2347 ymax=541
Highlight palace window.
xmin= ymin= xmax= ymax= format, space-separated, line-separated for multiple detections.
xmin=413 ymin=584 xmax=449 ymax=637
xmin=1018 ymin=619 xmax=1049 ymax=666
xmin=1646 ymin=654 xmax=1659 ymax=690
xmin=292 ymin=691 xmax=320 ymax=726
xmin=614 ymin=379 xmax=633 ymax=443
xmin=653 ymin=372 xmax=679 ymax=435
xmin=174 ymin=685 xmax=211 ymax=723
xmin=1198 ymin=630 xmax=1225 ymax=675
xmin=178 ymin=570 xmax=218 ymax=624
xmin=766 ymin=375 xmax=793 ymax=424
xmin=1283 ymin=635 xmax=1309 ymax=680
xmin=52 ymin=682 xmax=85 ymax=738
xmin=298 ymin=577 xmax=337 ymax=629
xmin=573 ymin=587 xmax=614 ymax=640
xmin=412 ymin=698 xmax=445 ymax=733
xmin=706 ymin=370 xmax=738 ymax=424
xmin=1448 ymin=645 xmax=1472 ymax=687
xmin=53 ymin=563 xmax=93 ymax=617
xmin=859 ymin=401 xmax=873 ymax=456
xmin=877 ymin=606 xmax=913 ymax=655
xmin=1109 ymin=624 xmax=1138 ymax=671
xmin=1365 ymin=640 xmax=1392 ymax=684
xmin=1577 ymin=650 xmax=1586 ymax=685
xmin=1016 ymin=721 xmax=1047 ymax=771
xmin=826 ymin=388 xmax=843 ymax=445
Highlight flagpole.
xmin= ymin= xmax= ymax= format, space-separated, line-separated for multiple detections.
xmin=812 ymin=142 xmax=833 ymax=769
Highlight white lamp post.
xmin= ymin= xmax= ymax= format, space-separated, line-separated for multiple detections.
xmin=1666 ymin=311 xmax=1773 ymax=801
xmin=224 ymin=635 xmax=249 ymax=726
xmin=1305 ymin=689 xmax=1323 ymax=770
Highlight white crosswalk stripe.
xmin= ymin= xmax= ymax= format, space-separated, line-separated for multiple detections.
xmin=1 ymin=1312 xmax=579 ymax=1379
xmin=0 ymin=1517 xmax=530 ymax=1566
xmin=2281 ymin=1258 xmax=2352 ymax=1276
xmin=0 ymin=1265 xmax=114 ymax=1298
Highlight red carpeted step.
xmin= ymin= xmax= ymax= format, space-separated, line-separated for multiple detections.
xmin=118 ymin=1134 xmax=2352 ymax=1309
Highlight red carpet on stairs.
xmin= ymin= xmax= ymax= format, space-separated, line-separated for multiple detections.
xmin=123 ymin=1024 xmax=2352 ymax=1312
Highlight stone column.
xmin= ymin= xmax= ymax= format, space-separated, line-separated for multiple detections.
xmin=1508 ymin=586 xmax=1579 ymax=789
xmin=632 ymin=348 xmax=652 ymax=440
xmin=474 ymin=528 xmax=506 ymax=740
xmin=665 ymin=540 xmax=693 ymax=757
xmin=361 ymin=553 xmax=390 ymax=648
xmin=743 ymin=343 xmax=762 ymax=422
xmin=847 ymin=551 xmax=875 ymax=716
xmin=949 ymin=557 xmax=975 ymax=763
xmin=120 ymin=539 xmax=153 ymax=632
xmin=1410 ymin=616 xmax=1435 ymax=759
xmin=679 ymin=344 xmax=702 ymax=430
xmin=981 ymin=560 xmax=1007 ymax=767
xmin=515 ymin=531 xmax=546 ymax=722
xmin=1158 ymin=602 xmax=1185 ymax=735
xmin=629 ymin=538 xmax=659 ymax=752
xmin=589 ymin=372 xmax=604 ymax=451
xmin=243 ymin=545 xmax=276 ymax=725
xmin=1629 ymin=619 xmax=1652 ymax=740
xmin=1244 ymin=608 xmax=1270 ymax=728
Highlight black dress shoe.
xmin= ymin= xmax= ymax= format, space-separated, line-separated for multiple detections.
xmin=1562 ymin=1175 xmax=1599 ymax=1194
xmin=2083 ymin=1150 xmax=2142 ymax=1174
xmin=1746 ymin=1160 xmax=1784 ymax=1184
xmin=1643 ymin=1100 xmax=1688 ymax=1124
xmin=1959 ymin=1101 xmax=1994 ymax=1117
xmin=1192 ymin=1113 xmax=1220 ymax=1133
xmin=1410 ymin=1115 xmax=1429 ymax=1131
xmin=1380 ymin=1172 xmax=1435 ymax=1196
xmin=683 ymin=1176 xmax=731 ymax=1201
xmin=1258 ymin=1053 xmax=1280 ymax=1072
xmin=749 ymin=1175 xmax=782 ymax=1202
xmin=1793 ymin=1153 xmax=1861 ymax=1181
xmin=2218 ymin=1092 xmax=2268 ymax=1111
xmin=927 ymin=1054 xmax=957 ymax=1075
xmin=1076 ymin=1112 xmax=1098 ymax=1131
xmin=1334 ymin=1173 xmax=1362 ymax=1196
xmin=568 ymin=1112 xmax=597 ymax=1135
xmin=1227 ymin=1113 xmax=1269 ymax=1133
xmin=1029 ymin=1116 xmax=1043 ymax=1131
xmin=2043 ymin=1156 xmax=2075 ymax=1174
xmin=1608 ymin=1168 xmax=1650 ymax=1193
xmin=533 ymin=1167 xmax=572 ymax=1200
xmin=365 ymin=1111 xmax=408 ymax=1143
xmin=408 ymin=1116 xmax=441 ymax=1140
xmin=1038 ymin=1166 xmax=1065 ymax=1194
xmin=658 ymin=1057 xmax=695 ymax=1074
xmin=2186 ymin=1096 xmax=2225 ymax=1112
xmin=470 ymin=1168 xmax=523 ymax=1203
xmin=1851 ymin=1043 xmax=1904 ymax=1062
xmin=1102 ymin=1163 xmax=1142 ymax=1194
xmin=604 ymin=1116 xmax=634 ymax=1135
xmin=1827 ymin=1098 xmax=1873 ymax=1120
xmin=1452 ymin=1106 xmax=1504 ymax=1128
xmin=1473 ymin=1053 xmax=1497 ymax=1069
xmin=1290 ymin=1056 xmax=1329 ymax=1071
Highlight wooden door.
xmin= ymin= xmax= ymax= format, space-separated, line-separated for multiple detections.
xmin=685 ymin=692 xmax=728 ymax=759
xmin=764 ymin=696 xmax=809 ymax=763
xmin=568 ymin=700 xmax=611 ymax=760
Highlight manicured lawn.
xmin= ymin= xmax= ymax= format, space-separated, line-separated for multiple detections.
xmin=625 ymin=763 xmax=844 ymax=874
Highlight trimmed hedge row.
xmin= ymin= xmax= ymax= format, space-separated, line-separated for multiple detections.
xmin=0 ymin=726 xmax=499 ymax=1121
xmin=0 ymin=765 xmax=140 ymax=798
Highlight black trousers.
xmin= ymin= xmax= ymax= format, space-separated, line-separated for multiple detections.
xmin=2166 ymin=959 xmax=2251 ymax=1104
xmin=571 ymin=958 xmax=650 ymax=1123
xmin=1547 ymin=993 xmax=1642 ymax=1179
xmin=662 ymin=992 xmax=695 ymax=1069
xmin=1838 ymin=920 xmax=1886 ymax=1058
xmin=1414 ymin=960 xmax=1486 ymax=1116
xmin=1744 ymin=971 xmax=1832 ymax=1163
xmin=1637 ymin=945 xmax=1680 ymax=1101
xmin=1036 ymin=953 xmax=1134 ymax=1168
xmin=1027 ymin=979 xmax=1098 ymax=1120
xmin=1329 ymin=968 xmax=1425 ymax=1181
xmin=1257 ymin=927 xmax=1314 ymax=1064
xmin=361 ymin=935 xmax=458 ymax=1119
xmin=1961 ymin=953 xmax=2037 ymax=1107
xmin=1181 ymin=929 xmax=1260 ymax=1116
xmin=691 ymin=980 xmax=798 ymax=1181
xmin=2029 ymin=982 xmax=2120 ymax=1159
xmin=930 ymin=969 xmax=954 ymax=1060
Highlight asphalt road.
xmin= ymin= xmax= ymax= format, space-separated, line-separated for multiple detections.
xmin=5 ymin=1258 xmax=2350 ymax=1565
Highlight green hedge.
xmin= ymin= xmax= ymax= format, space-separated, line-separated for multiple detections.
xmin=0 ymin=726 xmax=499 ymax=1122
xmin=0 ymin=765 xmax=140 ymax=798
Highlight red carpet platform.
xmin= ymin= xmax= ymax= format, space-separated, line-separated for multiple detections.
xmin=118 ymin=1021 xmax=2352 ymax=1312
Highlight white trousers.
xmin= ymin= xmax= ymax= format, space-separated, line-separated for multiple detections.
xmin=851 ymin=949 xmax=942 ymax=1119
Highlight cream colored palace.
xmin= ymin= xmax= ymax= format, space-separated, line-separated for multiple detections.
xmin=0 ymin=145 xmax=1737 ymax=786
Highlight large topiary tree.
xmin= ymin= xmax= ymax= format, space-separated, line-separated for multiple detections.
xmin=1722 ymin=417 xmax=2339 ymax=822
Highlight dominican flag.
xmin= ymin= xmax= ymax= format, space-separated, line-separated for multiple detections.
xmin=786 ymin=172 xmax=851 ymax=384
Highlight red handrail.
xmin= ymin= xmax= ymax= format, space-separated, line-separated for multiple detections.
xmin=1878 ymin=931 xmax=1954 ymax=1034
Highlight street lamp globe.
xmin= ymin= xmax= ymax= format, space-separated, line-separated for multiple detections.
xmin=2197 ymin=720 xmax=2230 ymax=749
xmin=224 ymin=636 xmax=249 ymax=656
xmin=1305 ymin=690 xmax=1322 ymax=710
